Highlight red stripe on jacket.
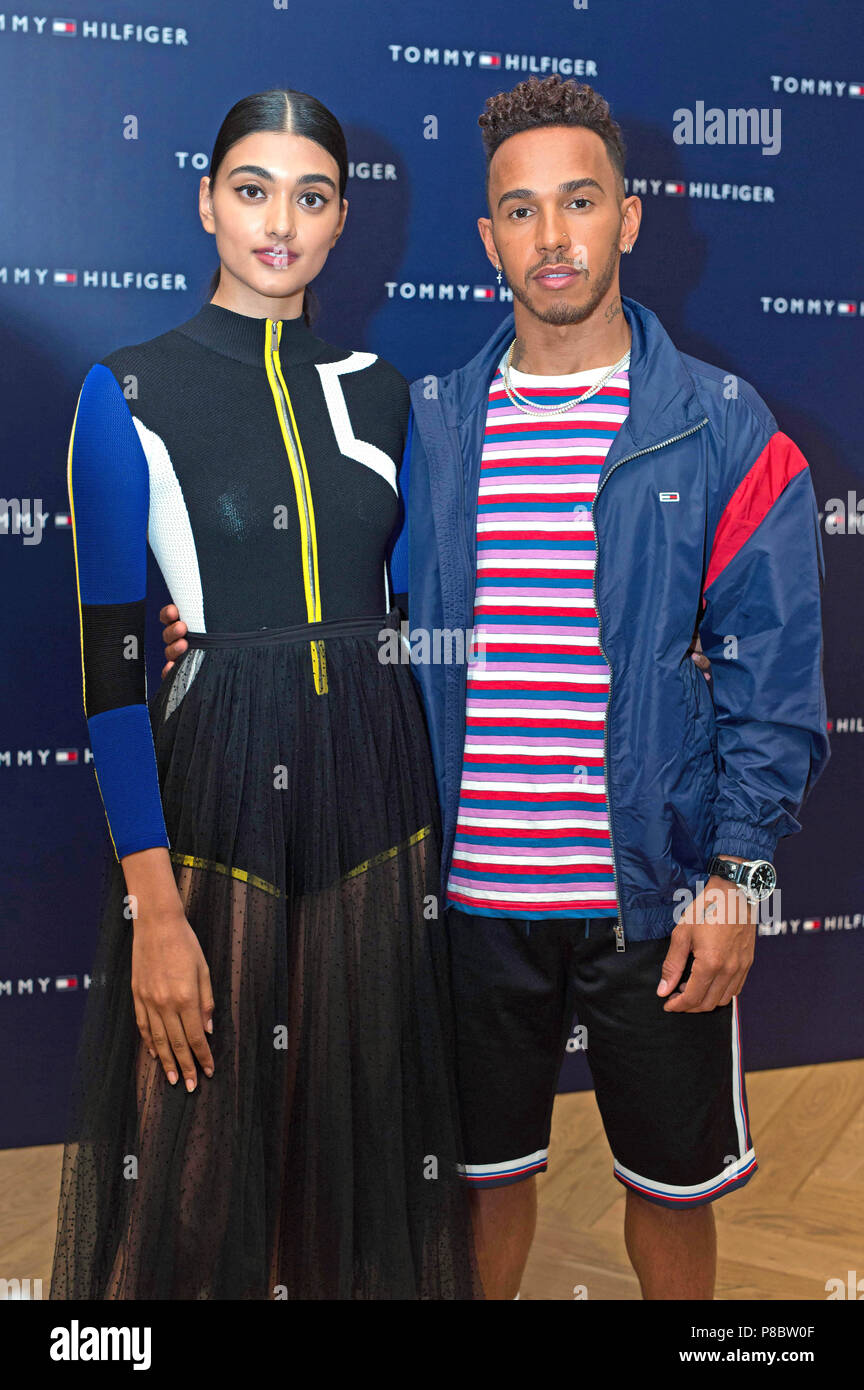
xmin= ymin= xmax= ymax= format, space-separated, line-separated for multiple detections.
xmin=702 ymin=430 xmax=809 ymax=606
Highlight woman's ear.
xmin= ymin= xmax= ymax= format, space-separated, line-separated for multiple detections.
xmin=199 ymin=176 xmax=216 ymax=233
xmin=331 ymin=196 xmax=349 ymax=246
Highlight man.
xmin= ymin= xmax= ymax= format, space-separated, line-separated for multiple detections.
xmin=162 ymin=77 xmax=829 ymax=1299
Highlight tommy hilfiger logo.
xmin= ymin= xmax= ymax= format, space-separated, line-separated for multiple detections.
xmin=0 ymin=15 xmax=188 ymax=44
xmin=386 ymin=45 xmax=598 ymax=77
xmin=659 ymin=491 xmax=681 ymax=502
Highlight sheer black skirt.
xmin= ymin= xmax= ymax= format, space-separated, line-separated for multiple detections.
xmin=50 ymin=610 xmax=481 ymax=1299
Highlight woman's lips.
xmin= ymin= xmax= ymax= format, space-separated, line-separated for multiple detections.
xmin=254 ymin=249 xmax=299 ymax=267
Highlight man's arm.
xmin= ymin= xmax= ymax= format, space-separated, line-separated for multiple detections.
xmin=160 ymin=604 xmax=187 ymax=676
xmin=699 ymin=428 xmax=830 ymax=861
xmin=658 ymin=424 xmax=830 ymax=1012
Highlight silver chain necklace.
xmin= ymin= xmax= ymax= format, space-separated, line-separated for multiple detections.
xmin=501 ymin=339 xmax=631 ymax=416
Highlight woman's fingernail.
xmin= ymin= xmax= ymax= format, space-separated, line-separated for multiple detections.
xmin=168 ymin=1070 xmax=178 ymax=1085
xmin=186 ymin=1078 xmax=196 ymax=1093
xmin=205 ymin=1019 xmax=213 ymax=1034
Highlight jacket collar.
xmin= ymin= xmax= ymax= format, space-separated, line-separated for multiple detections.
xmin=173 ymin=301 xmax=330 ymax=369
xmin=433 ymin=295 xmax=706 ymax=449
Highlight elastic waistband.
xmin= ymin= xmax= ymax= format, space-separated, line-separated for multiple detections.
xmin=184 ymin=607 xmax=401 ymax=650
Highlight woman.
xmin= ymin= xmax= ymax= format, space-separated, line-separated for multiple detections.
xmin=50 ymin=87 xmax=481 ymax=1300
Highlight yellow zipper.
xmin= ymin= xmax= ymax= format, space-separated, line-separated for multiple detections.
xmin=263 ymin=318 xmax=328 ymax=693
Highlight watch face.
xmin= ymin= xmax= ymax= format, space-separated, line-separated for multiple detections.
xmin=748 ymin=861 xmax=777 ymax=900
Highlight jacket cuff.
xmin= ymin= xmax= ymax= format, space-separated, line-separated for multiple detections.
xmin=712 ymin=820 xmax=777 ymax=862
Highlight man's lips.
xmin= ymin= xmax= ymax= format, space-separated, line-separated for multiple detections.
xmin=254 ymin=248 xmax=299 ymax=266
xmin=532 ymin=264 xmax=585 ymax=287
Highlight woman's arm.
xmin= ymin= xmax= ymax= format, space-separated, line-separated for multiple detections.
xmin=388 ymin=405 xmax=412 ymax=619
xmin=68 ymin=365 xmax=214 ymax=1089
xmin=68 ymin=364 xmax=170 ymax=859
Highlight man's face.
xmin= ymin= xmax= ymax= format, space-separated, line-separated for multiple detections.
xmin=478 ymin=125 xmax=637 ymax=327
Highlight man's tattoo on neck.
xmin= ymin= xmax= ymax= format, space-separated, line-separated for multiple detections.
xmin=605 ymin=297 xmax=622 ymax=324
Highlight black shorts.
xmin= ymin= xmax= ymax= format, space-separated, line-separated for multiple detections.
xmin=446 ymin=908 xmax=757 ymax=1209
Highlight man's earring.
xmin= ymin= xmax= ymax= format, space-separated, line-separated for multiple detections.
xmin=623 ymin=243 xmax=632 ymax=254
xmin=496 ymin=262 xmax=503 ymax=284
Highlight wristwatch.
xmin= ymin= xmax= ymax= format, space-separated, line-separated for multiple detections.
xmin=707 ymin=855 xmax=777 ymax=902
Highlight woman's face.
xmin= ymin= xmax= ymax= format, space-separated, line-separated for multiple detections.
xmin=199 ymin=129 xmax=348 ymax=318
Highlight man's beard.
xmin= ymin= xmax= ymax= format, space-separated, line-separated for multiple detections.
xmin=507 ymin=235 xmax=620 ymax=327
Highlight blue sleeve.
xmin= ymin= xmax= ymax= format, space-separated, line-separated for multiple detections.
xmin=68 ymin=363 xmax=170 ymax=860
xmin=389 ymin=406 xmax=412 ymax=602
xmin=700 ymin=429 xmax=830 ymax=861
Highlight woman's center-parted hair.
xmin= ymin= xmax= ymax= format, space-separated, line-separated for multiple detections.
xmin=204 ymin=88 xmax=349 ymax=326
xmin=478 ymin=75 xmax=627 ymax=205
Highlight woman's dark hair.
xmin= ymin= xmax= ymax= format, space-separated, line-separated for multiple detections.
xmin=204 ymin=88 xmax=348 ymax=326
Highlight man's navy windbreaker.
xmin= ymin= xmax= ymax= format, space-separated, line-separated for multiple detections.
xmin=390 ymin=296 xmax=830 ymax=941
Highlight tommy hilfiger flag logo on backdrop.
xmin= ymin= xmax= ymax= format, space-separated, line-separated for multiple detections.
xmin=52 ymin=19 xmax=76 ymax=35
xmin=479 ymin=53 xmax=501 ymax=68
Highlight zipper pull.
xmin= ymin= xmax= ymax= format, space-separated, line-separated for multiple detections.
xmin=613 ymin=920 xmax=626 ymax=953
xmin=310 ymin=638 xmax=328 ymax=694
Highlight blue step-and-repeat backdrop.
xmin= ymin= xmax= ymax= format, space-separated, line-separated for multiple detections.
xmin=1 ymin=1 xmax=861 ymax=1147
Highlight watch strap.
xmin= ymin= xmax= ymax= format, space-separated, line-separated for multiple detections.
xmin=708 ymin=855 xmax=747 ymax=886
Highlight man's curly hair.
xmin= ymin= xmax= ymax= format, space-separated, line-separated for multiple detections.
xmin=478 ymin=75 xmax=626 ymax=203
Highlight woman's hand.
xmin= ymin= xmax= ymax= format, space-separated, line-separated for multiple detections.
xmin=689 ymin=631 xmax=711 ymax=681
xmin=131 ymin=906 xmax=215 ymax=1091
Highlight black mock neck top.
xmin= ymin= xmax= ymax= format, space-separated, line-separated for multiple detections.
xmin=67 ymin=299 xmax=410 ymax=858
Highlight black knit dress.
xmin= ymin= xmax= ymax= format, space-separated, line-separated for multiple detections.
xmin=50 ymin=303 xmax=481 ymax=1300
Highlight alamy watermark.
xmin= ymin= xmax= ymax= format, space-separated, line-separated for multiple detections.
xmin=378 ymin=622 xmax=487 ymax=666
xmin=1 ymin=498 xmax=43 ymax=545
xmin=673 ymin=102 xmax=781 ymax=156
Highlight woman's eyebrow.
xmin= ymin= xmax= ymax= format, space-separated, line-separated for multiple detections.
xmin=226 ymin=164 xmax=336 ymax=192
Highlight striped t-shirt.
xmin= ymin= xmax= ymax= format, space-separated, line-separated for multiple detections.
xmin=444 ymin=353 xmax=631 ymax=919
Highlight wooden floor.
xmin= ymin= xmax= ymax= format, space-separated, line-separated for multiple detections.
xmin=524 ymin=1058 xmax=864 ymax=1299
xmin=3 ymin=1058 xmax=862 ymax=1300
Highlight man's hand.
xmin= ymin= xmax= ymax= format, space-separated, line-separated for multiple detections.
xmin=689 ymin=631 xmax=711 ymax=682
xmin=159 ymin=603 xmax=188 ymax=679
xmin=657 ymin=861 xmax=756 ymax=1012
